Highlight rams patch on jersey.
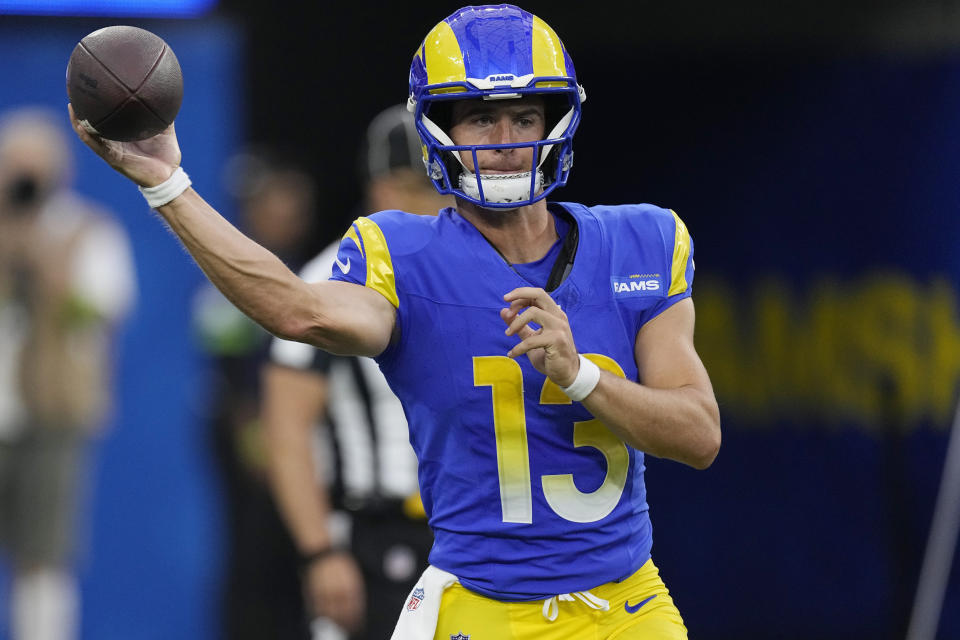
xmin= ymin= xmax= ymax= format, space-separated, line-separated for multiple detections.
xmin=611 ymin=274 xmax=665 ymax=297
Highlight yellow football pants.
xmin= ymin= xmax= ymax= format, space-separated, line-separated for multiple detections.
xmin=434 ymin=558 xmax=688 ymax=639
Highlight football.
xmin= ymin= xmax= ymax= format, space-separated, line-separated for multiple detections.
xmin=66 ymin=25 xmax=183 ymax=142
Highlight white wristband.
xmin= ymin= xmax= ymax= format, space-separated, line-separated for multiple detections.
xmin=138 ymin=166 xmax=191 ymax=208
xmin=560 ymin=354 xmax=601 ymax=402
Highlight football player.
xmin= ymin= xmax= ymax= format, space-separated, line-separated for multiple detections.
xmin=69 ymin=5 xmax=721 ymax=639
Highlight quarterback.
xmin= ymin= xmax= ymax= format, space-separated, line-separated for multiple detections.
xmin=69 ymin=5 xmax=720 ymax=639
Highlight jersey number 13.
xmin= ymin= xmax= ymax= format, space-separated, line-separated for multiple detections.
xmin=473 ymin=354 xmax=630 ymax=524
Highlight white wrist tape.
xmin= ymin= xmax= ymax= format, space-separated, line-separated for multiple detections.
xmin=138 ymin=166 xmax=191 ymax=208
xmin=560 ymin=354 xmax=601 ymax=402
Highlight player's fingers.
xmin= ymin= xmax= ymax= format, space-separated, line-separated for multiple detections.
xmin=67 ymin=102 xmax=80 ymax=129
xmin=504 ymin=306 xmax=552 ymax=336
xmin=515 ymin=322 xmax=540 ymax=341
xmin=500 ymin=307 xmax=517 ymax=329
xmin=505 ymin=292 xmax=567 ymax=332
xmin=504 ymin=306 xmax=536 ymax=336
xmin=67 ymin=103 xmax=106 ymax=154
xmin=509 ymin=303 xmax=570 ymax=336
xmin=501 ymin=307 xmax=539 ymax=338
xmin=503 ymin=287 xmax=560 ymax=312
xmin=507 ymin=331 xmax=552 ymax=358
xmin=508 ymin=298 xmax=537 ymax=316
xmin=67 ymin=103 xmax=100 ymax=144
xmin=503 ymin=287 xmax=544 ymax=304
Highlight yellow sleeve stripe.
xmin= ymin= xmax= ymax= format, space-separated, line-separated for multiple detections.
xmin=668 ymin=210 xmax=691 ymax=296
xmin=343 ymin=226 xmax=363 ymax=257
xmin=424 ymin=20 xmax=466 ymax=93
xmin=353 ymin=217 xmax=399 ymax=309
xmin=531 ymin=15 xmax=567 ymax=87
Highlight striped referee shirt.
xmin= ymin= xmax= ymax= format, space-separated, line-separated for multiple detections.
xmin=269 ymin=243 xmax=419 ymax=509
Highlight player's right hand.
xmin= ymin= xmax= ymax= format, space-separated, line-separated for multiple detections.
xmin=304 ymin=551 xmax=366 ymax=633
xmin=501 ymin=286 xmax=580 ymax=387
xmin=67 ymin=103 xmax=182 ymax=188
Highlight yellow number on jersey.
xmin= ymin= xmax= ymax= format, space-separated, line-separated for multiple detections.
xmin=473 ymin=356 xmax=533 ymax=524
xmin=473 ymin=354 xmax=630 ymax=524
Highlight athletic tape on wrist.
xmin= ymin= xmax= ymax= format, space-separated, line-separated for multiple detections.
xmin=560 ymin=354 xmax=601 ymax=401
xmin=138 ymin=166 xmax=191 ymax=208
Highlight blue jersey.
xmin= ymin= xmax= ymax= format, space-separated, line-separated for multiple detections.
xmin=330 ymin=202 xmax=694 ymax=600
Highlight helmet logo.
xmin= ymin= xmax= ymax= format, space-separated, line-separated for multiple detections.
xmin=466 ymin=73 xmax=534 ymax=90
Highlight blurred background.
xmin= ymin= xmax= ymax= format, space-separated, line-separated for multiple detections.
xmin=0 ymin=0 xmax=959 ymax=638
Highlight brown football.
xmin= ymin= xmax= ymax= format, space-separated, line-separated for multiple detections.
xmin=66 ymin=26 xmax=183 ymax=142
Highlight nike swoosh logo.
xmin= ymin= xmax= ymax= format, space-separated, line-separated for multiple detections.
xmin=335 ymin=256 xmax=351 ymax=274
xmin=624 ymin=594 xmax=657 ymax=614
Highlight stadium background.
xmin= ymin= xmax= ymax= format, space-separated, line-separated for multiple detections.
xmin=0 ymin=0 xmax=959 ymax=638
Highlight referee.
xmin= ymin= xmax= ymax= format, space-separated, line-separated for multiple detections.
xmin=262 ymin=105 xmax=451 ymax=640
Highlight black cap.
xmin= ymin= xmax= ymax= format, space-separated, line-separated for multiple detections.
xmin=357 ymin=105 xmax=423 ymax=184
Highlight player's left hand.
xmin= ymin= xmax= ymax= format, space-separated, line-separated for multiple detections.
xmin=501 ymin=286 xmax=580 ymax=387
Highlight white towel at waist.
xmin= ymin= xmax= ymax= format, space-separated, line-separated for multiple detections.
xmin=390 ymin=565 xmax=459 ymax=640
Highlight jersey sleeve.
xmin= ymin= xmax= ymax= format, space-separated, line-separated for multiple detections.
xmin=641 ymin=208 xmax=695 ymax=324
xmin=329 ymin=215 xmax=400 ymax=309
